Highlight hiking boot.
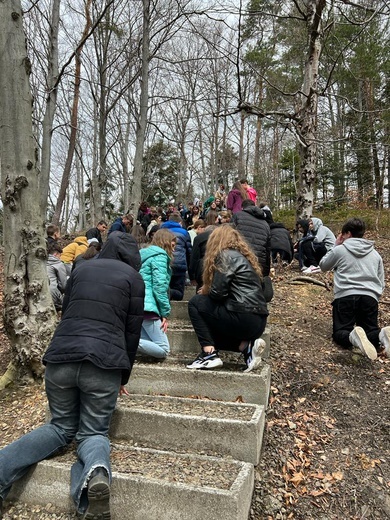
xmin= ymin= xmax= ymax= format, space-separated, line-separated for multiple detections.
xmin=244 ymin=338 xmax=265 ymax=373
xmin=83 ymin=468 xmax=110 ymax=520
xmin=302 ymin=265 xmax=321 ymax=274
xmin=379 ymin=326 xmax=390 ymax=357
xmin=186 ymin=350 xmax=223 ymax=369
xmin=349 ymin=327 xmax=377 ymax=360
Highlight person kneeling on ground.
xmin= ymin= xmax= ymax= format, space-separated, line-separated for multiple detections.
xmin=298 ymin=217 xmax=335 ymax=274
xmin=138 ymin=229 xmax=176 ymax=359
xmin=319 ymin=217 xmax=390 ymax=360
xmin=187 ymin=225 xmax=272 ymax=372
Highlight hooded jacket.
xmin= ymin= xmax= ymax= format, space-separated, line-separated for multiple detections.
xmin=160 ymin=221 xmax=192 ymax=272
xmin=47 ymin=255 xmax=68 ymax=293
xmin=310 ymin=218 xmax=336 ymax=251
xmin=60 ymin=236 xmax=89 ymax=263
xmin=43 ymin=232 xmax=145 ymax=385
xmin=320 ymin=238 xmax=385 ymax=301
xmin=270 ymin=223 xmax=294 ymax=261
xmin=140 ymin=245 xmax=171 ymax=318
xmin=232 ymin=206 xmax=271 ymax=275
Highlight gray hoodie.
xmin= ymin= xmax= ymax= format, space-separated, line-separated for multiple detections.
xmin=311 ymin=217 xmax=336 ymax=251
xmin=319 ymin=237 xmax=385 ymax=301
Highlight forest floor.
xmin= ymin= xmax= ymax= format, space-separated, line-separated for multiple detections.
xmin=1 ymin=234 xmax=390 ymax=519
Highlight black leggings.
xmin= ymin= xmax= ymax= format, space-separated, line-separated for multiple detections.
xmin=188 ymin=294 xmax=267 ymax=352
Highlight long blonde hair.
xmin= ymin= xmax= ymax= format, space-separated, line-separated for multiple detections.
xmin=151 ymin=229 xmax=175 ymax=260
xmin=202 ymin=225 xmax=262 ymax=293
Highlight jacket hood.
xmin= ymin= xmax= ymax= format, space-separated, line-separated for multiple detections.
xmin=343 ymin=237 xmax=375 ymax=257
xmin=99 ymin=231 xmax=141 ymax=271
xmin=270 ymin=222 xmax=287 ymax=230
xmin=243 ymin=206 xmax=266 ymax=219
xmin=311 ymin=217 xmax=323 ymax=232
xmin=74 ymin=236 xmax=88 ymax=245
xmin=47 ymin=254 xmax=62 ymax=265
xmin=140 ymin=245 xmax=169 ymax=262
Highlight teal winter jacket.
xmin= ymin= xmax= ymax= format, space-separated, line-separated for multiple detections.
xmin=140 ymin=245 xmax=171 ymax=318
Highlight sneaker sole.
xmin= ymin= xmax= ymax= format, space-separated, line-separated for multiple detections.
xmin=352 ymin=327 xmax=377 ymax=360
xmin=84 ymin=476 xmax=111 ymax=520
xmin=186 ymin=359 xmax=223 ymax=369
xmin=244 ymin=339 xmax=265 ymax=373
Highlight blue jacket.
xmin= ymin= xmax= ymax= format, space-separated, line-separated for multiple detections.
xmin=140 ymin=246 xmax=171 ymax=318
xmin=161 ymin=221 xmax=192 ymax=272
xmin=108 ymin=217 xmax=126 ymax=235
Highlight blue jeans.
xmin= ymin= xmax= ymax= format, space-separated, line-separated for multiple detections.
xmin=0 ymin=361 xmax=121 ymax=514
xmin=138 ymin=319 xmax=170 ymax=359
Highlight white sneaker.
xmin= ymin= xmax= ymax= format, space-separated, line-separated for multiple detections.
xmin=244 ymin=338 xmax=265 ymax=373
xmin=186 ymin=350 xmax=223 ymax=369
xmin=349 ymin=327 xmax=377 ymax=360
xmin=302 ymin=265 xmax=321 ymax=274
xmin=379 ymin=326 xmax=390 ymax=357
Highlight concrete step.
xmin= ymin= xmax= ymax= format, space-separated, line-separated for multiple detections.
xmin=166 ymin=325 xmax=271 ymax=359
xmin=9 ymin=446 xmax=254 ymax=520
xmin=127 ymin=361 xmax=271 ymax=407
xmin=110 ymin=394 xmax=265 ymax=465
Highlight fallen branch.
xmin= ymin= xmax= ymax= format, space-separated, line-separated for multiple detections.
xmin=293 ymin=276 xmax=328 ymax=288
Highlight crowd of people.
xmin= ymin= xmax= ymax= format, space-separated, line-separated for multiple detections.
xmin=2 ymin=179 xmax=390 ymax=520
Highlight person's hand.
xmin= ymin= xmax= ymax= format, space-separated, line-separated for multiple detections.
xmin=335 ymin=233 xmax=344 ymax=246
xmin=197 ymin=286 xmax=204 ymax=294
xmin=119 ymin=385 xmax=129 ymax=396
xmin=160 ymin=317 xmax=168 ymax=333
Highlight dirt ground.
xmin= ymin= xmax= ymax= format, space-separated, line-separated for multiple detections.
xmin=1 ymin=235 xmax=390 ymax=519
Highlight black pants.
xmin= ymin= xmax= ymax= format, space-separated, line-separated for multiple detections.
xmin=188 ymin=294 xmax=267 ymax=352
xmin=300 ymin=240 xmax=327 ymax=267
xmin=332 ymin=295 xmax=380 ymax=349
xmin=169 ymin=270 xmax=186 ymax=301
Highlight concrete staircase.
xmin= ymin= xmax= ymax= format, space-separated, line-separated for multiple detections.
xmin=8 ymin=286 xmax=271 ymax=519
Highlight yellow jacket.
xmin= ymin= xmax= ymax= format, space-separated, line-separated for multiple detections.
xmin=60 ymin=236 xmax=88 ymax=263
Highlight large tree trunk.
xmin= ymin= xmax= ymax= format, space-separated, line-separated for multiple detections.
xmin=296 ymin=0 xmax=326 ymax=218
xmin=0 ymin=1 xmax=57 ymax=381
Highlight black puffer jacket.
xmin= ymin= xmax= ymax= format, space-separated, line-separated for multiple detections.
xmin=232 ymin=206 xmax=271 ymax=275
xmin=188 ymin=227 xmax=215 ymax=286
xmin=209 ymin=249 xmax=268 ymax=315
xmin=270 ymin=223 xmax=294 ymax=261
xmin=43 ymin=232 xmax=145 ymax=385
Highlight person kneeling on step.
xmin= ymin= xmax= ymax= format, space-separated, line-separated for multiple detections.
xmin=320 ymin=217 xmax=390 ymax=360
xmin=0 ymin=232 xmax=145 ymax=520
xmin=187 ymin=225 xmax=272 ymax=372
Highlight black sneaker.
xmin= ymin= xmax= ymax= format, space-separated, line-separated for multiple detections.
xmin=83 ymin=468 xmax=111 ymax=520
xmin=186 ymin=350 xmax=223 ymax=369
xmin=243 ymin=339 xmax=265 ymax=373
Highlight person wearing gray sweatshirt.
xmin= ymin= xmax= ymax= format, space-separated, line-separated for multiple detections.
xmin=320 ymin=217 xmax=390 ymax=360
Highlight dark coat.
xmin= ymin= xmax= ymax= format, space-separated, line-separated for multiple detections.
xmin=188 ymin=227 xmax=214 ymax=286
xmin=108 ymin=217 xmax=127 ymax=235
xmin=160 ymin=221 xmax=192 ymax=272
xmin=209 ymin=249 xmax=268 ymax=315
xmin=270 ymin=223 xmax=294 ymax=262
xmin=43 ymin=232 xmax=145 ymax=385
xmin=86 ymin=227 xmax=103 ymax=244
xmin=232 ymin=206 xmax=271 ymax=276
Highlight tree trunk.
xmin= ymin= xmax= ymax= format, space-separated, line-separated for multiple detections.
xmin=0 ymin=1 xmax=57 ymax=379
xmin=130 ymin=0 xmax=150 ymax=212
xmin=52 ymin=0 xmax=92 ymax=227
xmin=39 ymin=0 xmax=61 ymax=219
xmin=296 ymin=0 xmax=326 ymax=218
